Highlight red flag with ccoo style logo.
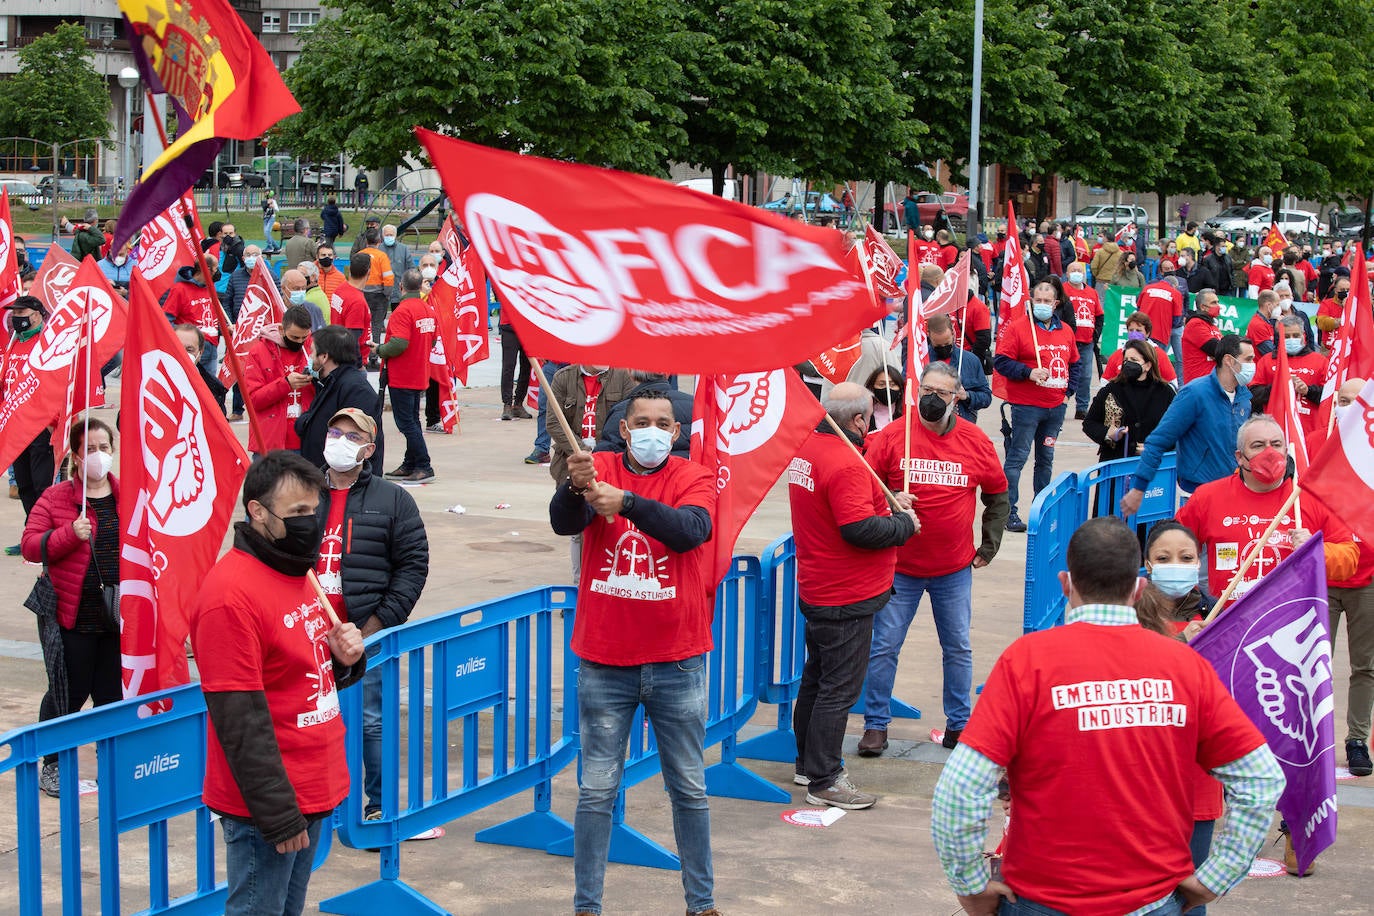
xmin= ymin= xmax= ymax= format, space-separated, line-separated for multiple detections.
xmin=0 ymin=189 xmax=20 ymax=309
xmin=416 ymin=130 xmax=883 ymax=375
xmin=218 ymin=257 xmax=285 ymax=386
xmin=0 ymin=256 xmax=127 ymax=479
xmin=690 ymin=369 xmax=825 ymax=586
xmin=119 ymin=272 xmax=250 ymax=696
xmin=921 ymin=249 xmax=971 ymax=319
xmin=993 ymin=202 xmax=1030 ymax=400
xmin=855 ymin=223 xmax=905 ymax=305
xmin=136 ymin=192 xmax=202 ymax=301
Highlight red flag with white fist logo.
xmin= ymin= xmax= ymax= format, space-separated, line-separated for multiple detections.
xmin=416 ymin=130 xmax=884 ymax=375
xmin=119 ymin=272 xmax=250 ymax=696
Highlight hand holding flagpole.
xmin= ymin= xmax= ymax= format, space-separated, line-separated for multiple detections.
xmin=822 ymin=413 xmax=905 ymax=512
xmin=1205 ymin=486 xmax=1302 ymax=621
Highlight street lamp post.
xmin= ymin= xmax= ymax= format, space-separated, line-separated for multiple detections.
xmin=967 ymin=0 xmax=985 ymax=238
xmin=117 ymin=68 xmax=140 ymax=198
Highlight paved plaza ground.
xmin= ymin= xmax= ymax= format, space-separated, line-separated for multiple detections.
xmin=0 ymin=336 xmax=1369 ymax=914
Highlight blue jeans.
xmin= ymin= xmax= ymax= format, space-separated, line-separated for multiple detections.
xmin=1170 ymin=324 xmax=1185 ymax=379
xmin=362 ymin=643 xmax=383 ymax=815
xmin=1188 ymin=819 xmax=1215 ymax=916
xmin=1003 ymin=402 xmax=1066 ymax=515
xmin=999 ymin=891 xmax=1185 ymax=915
xmin=1074 ymin=342 xmax=1095 ymax=413
xmin=221 ymin=816 xmax=323 ymax=916
xmin=389 ymin=386 xmax=430 ymax=471
xmin=575 ymin=656 xmax=712 ymax=915
xmin=865 ymin=567 xmax=973 ymax=731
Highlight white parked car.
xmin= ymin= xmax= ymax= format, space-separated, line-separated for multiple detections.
xmin=1205 ymin=206 xmax=1268 ymax=231
xmin=1054 ymin=204 xmax=1150 ymax=229
xmin=1236 ymin=208 xmax=1325 ymax=236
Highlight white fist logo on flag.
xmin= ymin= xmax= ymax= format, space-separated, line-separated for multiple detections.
xmin=140 ymin=350 xmax=217 ymax=535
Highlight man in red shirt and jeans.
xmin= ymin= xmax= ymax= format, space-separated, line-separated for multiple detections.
xmin=787 ymin=382 xmax=917 ymax=808
xmin=550 ymin=391 xmax=720 ymax=916
xmin=376 ymin=270 xmax=438 ymax=482
xmin=932 ymin=517 xmax=1284 ymax=916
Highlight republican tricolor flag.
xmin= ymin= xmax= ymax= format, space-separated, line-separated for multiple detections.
xmin=119 ymin=273 xmax=249 ymax=696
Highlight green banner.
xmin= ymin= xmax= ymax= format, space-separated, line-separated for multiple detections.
xmin=1101 ymin=287 xmax=1257 ymax=355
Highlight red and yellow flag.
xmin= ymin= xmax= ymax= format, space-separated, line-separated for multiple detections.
xmin=1263 ymin=222 xmax=1287 ymax=254
xmin=113 ymin=0 xmax=300 ymax=249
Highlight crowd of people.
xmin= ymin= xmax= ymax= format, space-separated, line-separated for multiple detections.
xmin=4 ymin=192 xmax=1372 ymax=916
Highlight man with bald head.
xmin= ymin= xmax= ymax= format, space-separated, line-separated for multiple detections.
xmin=786 ymin=381 xmax=918 ymax=808
xmin=283 ymin=268 xmax=324 ymax=330
xmin=1332 ymin=379 xmax=1374 ymax=777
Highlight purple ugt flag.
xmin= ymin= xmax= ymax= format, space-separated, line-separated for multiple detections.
xmin=1190 ymin=533 xmax=1336 ymax=875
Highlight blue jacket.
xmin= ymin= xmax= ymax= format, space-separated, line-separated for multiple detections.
xmin=932 ymin=347 xmax=992 ymax=422
xmin=1129 ymin=370 xmax=1251 ymax=493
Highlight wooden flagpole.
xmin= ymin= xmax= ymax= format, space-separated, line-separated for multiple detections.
xmin=822 ymin=413 xmax=904 ymax=512
xmin=1204 ymin=485 xmax=1302 ymax=622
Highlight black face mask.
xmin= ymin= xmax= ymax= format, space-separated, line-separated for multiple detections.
xmin=318 ymin=257 xmax=333 ymax=270
xmin=918 ymin=392 xmax=951 ymax=423
xmin=1337 ymin=290 xmax=1350 ymax=301
xmin=1120 ymin=360 xmax=1144 ymax=382
xmin=931 ymin=343 xmax=955 ymax=362
xmin=10 ymin=314 xmax=33 ymax=334
xmin=267 ymin=509 xmax=324 ymax=559
xmin=282 ymin=337 xmax=306 ymax=352
xmin=870 ymin=386 xmax=897 ymax=403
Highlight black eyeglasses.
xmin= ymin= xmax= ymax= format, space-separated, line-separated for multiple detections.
xmin=326 ymin=428 xmax=370 ymax=445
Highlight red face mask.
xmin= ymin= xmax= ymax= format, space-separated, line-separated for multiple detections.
xmin=1245 ymin=446 xmax=1287 ymax=485
xmin=1205 ymin=303 xmax=1221 ymax=318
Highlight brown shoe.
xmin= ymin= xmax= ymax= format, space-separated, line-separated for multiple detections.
xmin=511 ymin=404 xmax=533 ymax=419
xmin=688 ymin=910 xmax=722 ymax=916
xmin=7 ymin=484 xmax=17 ymax=500
xmin=1283 ymin=826 xmax=1315 ymax=876
xmin=857 ymin=728 xmax=888 ymax=757
xmin=501 ymin=404 xmax=514 ymax=421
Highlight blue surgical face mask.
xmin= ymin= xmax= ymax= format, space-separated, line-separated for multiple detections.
xmin=1151 ymin=563 xmax=1200 ymax=599
xmin=289 ymin=290 xmax=307 ymax=305
xmin=383 ymin=235 xmax=396 ymax=247
xmin=1068 ymin=271 xmax=1085 ymax=285
xmin=1284 ymin=337 xmax=1303 ymax=356
xmin=628 ymin=426 xmax=673 ymax=469
xmin=1032 ymin=304 xmax=1054 ymax=323
xmin=243 ymin=255 xmax=258 ymax=270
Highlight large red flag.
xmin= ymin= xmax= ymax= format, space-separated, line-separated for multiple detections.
xmin=31 ymin=245 xmax=81 ymax=312
xmin=690 ymin=370 xmax=825 ymax=586
xmin=1269 ymin=325 xmax=1310 ymax=479
xmin=1304 ymin=376 xmax=1374 ymax=545
xmin=0 ymin=189 xmax=20 ymax=309
xmin=51 ymin=297 xmax=101 ymax=472
xmin=855 ymin=223 xmax=905 ymax=305
xmin=1263 ymin=222 xmax=1287 ymax=255
xmin=218 ymin=257 xmax=285 ymax=386
xmin=1317 ymin=244 xmax=1374 ymax=432
xmin=113 ymin=0 xmax=300 ymax=250
xmin=429 ymin=231 xmax=490 ymax=388
xmin=136 ymin=192 xmax=202 ymax=300
xmin=119 ymin=273 xmax=250 ymax=696
xmin=812 ymin=332 xmax=863 ymax=385
xmin=921 ymin=249 xmax=971 ymax=318
xmin=416 ymin=130 xmax=883 ymax=375
xmin=993 ymin=203 xmax=1031 ymax=400
xmin=0 ymin=257 xmax=127 ymax=477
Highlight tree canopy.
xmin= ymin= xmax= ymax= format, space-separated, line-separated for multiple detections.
xmin=0 ymin=23 xmax=110 ymax=145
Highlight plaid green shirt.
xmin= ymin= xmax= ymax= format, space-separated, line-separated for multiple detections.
xmin=930 ymin=603 xmax=1284 ymax=911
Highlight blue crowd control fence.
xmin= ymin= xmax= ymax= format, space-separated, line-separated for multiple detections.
xmin=735 ymin=534 xmax=919 ymax=766
xmin=321 ymin=585 xmax=578 ymax=915
xmin=1024 ymin=453 xmax=1181 ymax=633
xmin=0 ymin=681 xmax=331 ymax=915
xmin=546 ymin=554 xmax=781 ymax=872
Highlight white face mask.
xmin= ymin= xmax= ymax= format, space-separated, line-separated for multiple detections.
xmin=628 ymin=426 xmax=673 ymax=469
xmin=1068 ymin=271 xmax=1085 ymax=285
xmin=83 ymin=450 xmax=114 ymax=481
xmin=324 ymin=437 xmax=366 ymax=472
xmin=113 ymin=255 xmax=127 ymax=267
xmin=421 ymin=266 xmax=438 ymax=281
xmin=243 ymin=255 xmax=258 ymax=270
xmin=922 ymin=229 xmax=935 ymax=240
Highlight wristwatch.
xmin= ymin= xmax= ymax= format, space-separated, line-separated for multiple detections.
xmin=619 ymin=491 xmax=636 ymax=516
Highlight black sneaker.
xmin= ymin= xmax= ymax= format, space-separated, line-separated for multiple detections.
xmin=40 ymin=762 xmax=59 ymax=798
xmin=1348 ymin=740 xmax=1373 ymax=777
xmin=942 ymin=727 xmax=963 ymax=749
xmin=406 ymin=468 xmax=436 ymax=483
xmin=384 ymin=466 xmax=414 ymax=480
xmin=1005 ymin=512 xmax=1027 ymax=533
xmin=426 ymin=423 xmax=447 ymax=433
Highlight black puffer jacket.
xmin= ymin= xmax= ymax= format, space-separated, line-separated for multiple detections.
xmin=314 ymin=462 xmax=428 ymax=629
xmin=296 ymin=364 xmax=384 ymax=471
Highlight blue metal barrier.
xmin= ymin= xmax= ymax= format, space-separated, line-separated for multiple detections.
xmin=321 ymin=585 xmax=579 ymax=915
xmin=736 ymin=533 xmax=918 ymax=765
xmin=0 ymin=682 xmax=331 ymax=915
xmin=1024 ymin=453 xmax=1181 ymax=633
xmin=545 ymin=554 xmax=777 ymax=872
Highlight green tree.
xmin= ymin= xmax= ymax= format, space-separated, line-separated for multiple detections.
xmin=680 ymin=0 xmax=922 ymax=197
xmin=891 ymin=0 xmax=1065 ymax=188
xmin=0 ymin=23 xmax=110 ymax=144
xmin=278 ymin=0 xmax=692 ymax=174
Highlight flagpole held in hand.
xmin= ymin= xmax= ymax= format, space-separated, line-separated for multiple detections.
xmin=822 ymin=413 xmax=905 ymax=512
xmin=903 ymin=378 xmax=913 ymax=495
xmin=307 ymin=569 xmax=343 ymax=628
xmin=530 ymin=357 xmax=614 ymax=520
xmin=81 ymin=303 xmax=92 ymax=518
xmin=1205 ymin=485 xmax=1302 ymax=621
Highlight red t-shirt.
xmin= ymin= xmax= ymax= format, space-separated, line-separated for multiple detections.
xmin=995 ymin=317 xmax=1079 ymax=408
xmin=1247 ymin=263 xmax=1275 ymax=292
xmin=1245 ymin=312 xmax=1276 ymax=352
xmin=1251 ymin=349 xmax=1329 ymax=437
xmin=1316 ymin=296 xmax=1342 ymax=350
xmin=960 ymin=622 xmax=1266 ymax=916
xmin=866 ymin=415 xmax=1005 ymax=578
xmin=787 ymin=431 xmax=898 ymax=606
xmin=330 ymin=284 xmax=372 ymax=362
xmin=383 ymin=296 xmax=437 ymax=390
xmin=953 ymin=296 xmax=992 ymax=351
xmin=937 ymin=244 xmax=959 ymax=270
xmin=1176 ymin=474 xmax=1351 ymax=602
xmin=1137 ymin=281 xmax=1184 ymax=347
xmin=1101 ymin=342 xmax=1178 ymax=383
xmin=316 ymin=488 xmax=349 ymax=616
xmin=163 ymin=280 xmax=220 ymax=345
xmin=1181 ymin=318 xmax=1223 ymax=384
xmin=909 ymin=238 xmax=941 ymax=268
xmin=192 ymin=548 xmax=350 ymax=818
xmin=572 ymin=452 xmax=717 ymax=665
xmin=1065 ymin=285 xmax=1103 ymax=344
